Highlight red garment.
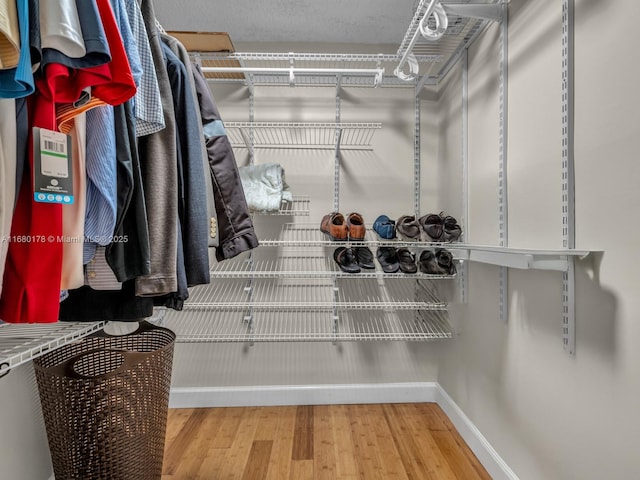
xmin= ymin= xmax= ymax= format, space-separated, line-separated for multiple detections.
xmin=0 ymin=95 xmax=63 ymax=323
xmin=37 ymin=0 xmax=136 ymax=107
xmin=91 ymin=0 xmax=136 ymax=105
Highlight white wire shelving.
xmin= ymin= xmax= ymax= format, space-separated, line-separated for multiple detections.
xmin=226 ymin=122 xmax=381 ymax=151
xmin=249 ymin=195 xmax=310 ymax=216
xmin=188 ymin=2 xmax=501 ymax=89
xmin=396 ymin=0 xmax=502 ymax=86
xmin=162 ymin=259 xmax=452 ymax=342
xmin=193 ymin=52 xmax=439 ymax=88
xmin=207 ymin=254 xmax=455 ymax=280
xmin=181 ymin=278 xmax=448 ymax=311
xmin=253 ymin=224 xmax=590 ymax=273
xmin=0 ymin=321 xmax=106 ymax=375
xmin=163 ymin=309 xmax=452 ymax=343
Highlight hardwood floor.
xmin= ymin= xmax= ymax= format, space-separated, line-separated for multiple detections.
xmin=162 ymin=403 xmax=492 ymax=480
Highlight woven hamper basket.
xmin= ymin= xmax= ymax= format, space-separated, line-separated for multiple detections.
xmin=33 ymin=321 xmax=175 ymax=480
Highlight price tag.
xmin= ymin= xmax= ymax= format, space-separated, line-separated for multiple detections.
xmin=33 ymin=127 xmax=74 ymax=204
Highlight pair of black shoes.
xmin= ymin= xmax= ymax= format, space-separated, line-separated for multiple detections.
xmin=418 ymin=248 xmax=456 ymax=275
xmin=333 ymin=246 xmax=375 ymax=273
xmin=396 ymin=213 xmax=462 ymax=243
xmin=376 ymin=247 xmax=417 ymax=274
xmin=418 ymin=213 xmax=462 ymax=242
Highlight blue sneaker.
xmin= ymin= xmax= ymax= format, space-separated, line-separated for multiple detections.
xmin=373 ymin=215 xmax=396 ymax=239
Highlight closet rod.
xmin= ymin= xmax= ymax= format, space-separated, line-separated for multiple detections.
xmin=199 ymin=66 xmax=385 ymax=87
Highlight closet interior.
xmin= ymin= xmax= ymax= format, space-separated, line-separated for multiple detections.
xmin=0 ymin=0 xmax=591 ymax=388
xmin=3 ymin=0 xmax=623 ymax=478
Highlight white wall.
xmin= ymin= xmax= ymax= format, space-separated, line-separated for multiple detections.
xmin=0 ymin=365 xmax=53 ymax=479
xmin=436 ymin=1 xmax=640 ymax=479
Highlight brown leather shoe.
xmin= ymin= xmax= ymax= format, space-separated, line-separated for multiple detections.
xmin=346 ymin=212 xmax=366 ymax=241
xmin=320 ymin=212 xmax=348 ymax=241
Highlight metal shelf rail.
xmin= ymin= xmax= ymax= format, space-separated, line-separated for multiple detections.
xmin=0 ymin=321 xmax=106 ymax=376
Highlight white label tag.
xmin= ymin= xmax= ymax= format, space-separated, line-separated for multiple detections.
xmin=40 ymin=129 xmax=69 ymax=178
xmin=33 ymin=127 xmax=74 ymax=204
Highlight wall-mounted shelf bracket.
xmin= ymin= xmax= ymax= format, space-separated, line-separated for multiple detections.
xmin=449 ymin=245 xmax=590 ymax=272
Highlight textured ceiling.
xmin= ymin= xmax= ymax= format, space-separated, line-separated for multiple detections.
xmin=153 ymin=0 xmax=418 ymax=48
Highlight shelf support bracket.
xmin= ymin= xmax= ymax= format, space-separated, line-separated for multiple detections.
xmin=562 ymin=0 xmax=576 ymax=355
xmin=459 ymin=48 xmax=469 ymax=304
xmin=498 ymin=0 xmax=509 ymax=323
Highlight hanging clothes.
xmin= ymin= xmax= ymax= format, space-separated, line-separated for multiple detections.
xmin=0 ymin=0 xmax=34 ymax=98
xmin=0 ymin=0 xmax=137 ymax=323
xmin=60 ymin=112 xmax=86 ymax=290
xmin=39 ymin=0 xmax=86 ymax=59
xmin=0 ymin=94 xmax=63 ymax=323
xmin=0 ymin=0 xmax=20 ymax=69
xmin=0 ymin=99 xmax=16 ymax=296
xmin=124 ymin=0 xmax=165 ymax=136
xmin=191 ymin=62 xmax=259 ymax=261
xmin=161 ymin=33 xmax=218 ymax=249
xmin=135 ymin=0 xmax=178 ymax=297
xmin=154 ymin=39 xmax=210 ymax=310
xmin=59 ymin=279 xmax=154 ymax=322
xmin=105 ymin=99 xmax=151 ymax=282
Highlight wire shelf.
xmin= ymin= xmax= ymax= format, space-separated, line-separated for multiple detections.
xmin=163 ymin=309 xmax=452 ymax=343
xmin=251 ymin=196 xmax=310 ymax=216
xmin=396 ymin=0 xmax=500 ymax=83
xmin=182 ymin=278 xmax=448 ymax=311
xmin=225 ymin=122 xmax=381 ymax=150
xmin=208 ymin=254 xmax=455 ymax=280
xmin=258 ymin=223 xmax=462 ymax=249
xmin=193 ymin=52 xmax=441 ymax=88
xmin=0 ymin=321 xmax=106 ymax=373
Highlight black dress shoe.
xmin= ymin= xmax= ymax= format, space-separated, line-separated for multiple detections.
xmin=376 ymin=247 xmax=400 ymax=273
xmin=354 ymin=246 xmax=375 ymax=269
xmin=396 ymin=248 xmax=417 ymax=274
xmin=333 ymin=247 xmax=361 ymax=273
xmin=418 ymin=249 xmax=456 ymax=275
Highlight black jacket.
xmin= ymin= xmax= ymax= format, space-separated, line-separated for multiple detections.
xmin=191 ymin=62 xmax=259 ymax=261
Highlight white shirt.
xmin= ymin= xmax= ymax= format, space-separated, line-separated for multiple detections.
xmin=0 ymin=98 xmax=16 ymax=295
xmin=40 ymin=0 xmax=86 ymax=58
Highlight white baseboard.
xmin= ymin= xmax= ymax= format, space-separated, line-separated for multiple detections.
xmin=169 ymin=382 xmax=439 ymax=408
xmin=170 ymin=382 xmax=518 ymax=480
xmin=435 ymin=384 xmax=520 ymax=480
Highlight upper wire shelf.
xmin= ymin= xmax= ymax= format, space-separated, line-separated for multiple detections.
xmin=225 ymin=122 xmax=381 ymax=150
xmin=192 ymin=52 xmax=441 ymax=88
xmin=395 ymin=0 xmax=502 ymax=85
xmin=0 ymin=321 xmax=106 ymax=375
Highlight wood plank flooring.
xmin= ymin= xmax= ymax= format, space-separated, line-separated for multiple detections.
xmin=162 ymin=403 xmax=492 ymax=480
